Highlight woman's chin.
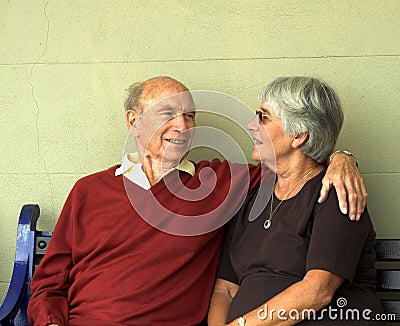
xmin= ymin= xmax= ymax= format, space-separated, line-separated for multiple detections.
xmin=260 ymin=158 xmax=276 ymax=171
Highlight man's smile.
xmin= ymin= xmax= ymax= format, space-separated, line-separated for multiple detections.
xmin=165 ymin=138 xmax=187 ymax=145
xmin=253 ymin=137 xmax=263 ymax=145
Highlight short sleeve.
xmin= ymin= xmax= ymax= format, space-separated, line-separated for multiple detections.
xmin=306 ymin=188 xmax=373 ymax=283
xmin=217 ymin=218 xmax=239 ymax=284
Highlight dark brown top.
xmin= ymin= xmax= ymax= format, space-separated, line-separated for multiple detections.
xmin=218 ymin=169 xmax=384 ymax=324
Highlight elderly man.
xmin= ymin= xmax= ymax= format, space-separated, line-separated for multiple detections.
xmin=28 ymin=76 xmax=365 ymax=326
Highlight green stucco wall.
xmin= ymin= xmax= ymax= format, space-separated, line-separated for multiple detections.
xmin=1 ymin=0 xmax=399 ymax=301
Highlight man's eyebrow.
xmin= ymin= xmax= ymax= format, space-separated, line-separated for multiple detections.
xmin=156 ymin=105 xmax=196 ymax=113
xmin=155 ymin=105 xmax=178 ymax=112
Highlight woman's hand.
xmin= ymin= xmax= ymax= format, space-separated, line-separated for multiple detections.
xmin=319 ymin=152 xmax=367 ymax=221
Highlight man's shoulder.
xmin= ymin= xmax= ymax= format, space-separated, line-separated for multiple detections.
xmin=193 ymin=158 xmax=224 ymax=168
xmin=193 ymin=158 xmax=257 ymax=169
xmin=74 ymin=164 xmax=120 ymax=189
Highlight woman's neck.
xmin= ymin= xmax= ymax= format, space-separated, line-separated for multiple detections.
xmin=274 ymin=157 xmax=323 ymax=200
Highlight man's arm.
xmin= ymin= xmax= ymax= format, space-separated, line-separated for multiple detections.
xmin=28 ymin=226 xmax=72 ymax=326
xmin=27 ymin=185 xmax=77 ymax=326
xmin=319 ymin=151 xmax=367 ymax=221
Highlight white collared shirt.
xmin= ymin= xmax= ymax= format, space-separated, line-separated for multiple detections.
xmin=115 ymin=153 xmax=195 ymax=190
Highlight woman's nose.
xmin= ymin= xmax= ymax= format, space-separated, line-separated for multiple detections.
xmin=247 ymin=115 xmax=259 ymax=131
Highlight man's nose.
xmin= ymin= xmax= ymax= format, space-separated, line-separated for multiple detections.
xmin=173 ymin=114 xmax=188 ymax=131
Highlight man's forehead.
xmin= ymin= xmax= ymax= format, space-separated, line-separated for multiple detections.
xmin=142 ymin=91 xmax=194 ymax=112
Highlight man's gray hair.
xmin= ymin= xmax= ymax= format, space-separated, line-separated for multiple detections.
xmin=258 ymin=76 xmax=344 ymax=163
xmin=124 ymin=82 xmax=144 ymax=112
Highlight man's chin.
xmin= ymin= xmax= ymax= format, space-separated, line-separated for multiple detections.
xmin=162 ymin=152 xmax=189 ymax=166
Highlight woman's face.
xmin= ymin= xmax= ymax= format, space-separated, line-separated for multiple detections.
xmin=247 ymin=103 xmax=293 ymax=169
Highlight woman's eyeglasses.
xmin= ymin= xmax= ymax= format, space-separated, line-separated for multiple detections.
xmin=255 ymin=110 xmax=279 ymax=124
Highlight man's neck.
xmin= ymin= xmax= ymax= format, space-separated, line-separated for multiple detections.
xmin=141 ymin=156 xmax=180 ymax=186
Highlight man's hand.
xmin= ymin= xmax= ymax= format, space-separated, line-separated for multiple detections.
xmin=319 ymin=152 xmax=367 ymax=221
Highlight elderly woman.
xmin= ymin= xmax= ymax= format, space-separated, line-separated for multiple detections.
xmin=208 ymin=77 xmax=384 ymax=325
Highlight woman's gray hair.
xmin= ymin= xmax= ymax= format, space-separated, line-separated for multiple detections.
xmin=124 ymin=81 xmax=145 ymax=112
xmin=258 ymin=76 xmax=343 ymax=163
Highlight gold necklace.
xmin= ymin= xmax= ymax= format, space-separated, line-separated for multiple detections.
xmin=263 ymin=166 xmax=318 ymax=230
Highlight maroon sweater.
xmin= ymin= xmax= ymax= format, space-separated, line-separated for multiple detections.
xmin=28 ymin=159 xmax=263 ymax=325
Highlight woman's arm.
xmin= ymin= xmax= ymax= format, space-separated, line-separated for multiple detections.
xmin=208 ymin=278 xmax=239 ymax=326
xmin=227 ymin=270 xmax=344 ymax=326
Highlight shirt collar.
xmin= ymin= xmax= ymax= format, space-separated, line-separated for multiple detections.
xmin=115 ymin=153 xmax=195 ymax=178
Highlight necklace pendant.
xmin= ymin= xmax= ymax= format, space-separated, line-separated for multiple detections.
xmin=264 ymin=219 xmax=272 ymax=230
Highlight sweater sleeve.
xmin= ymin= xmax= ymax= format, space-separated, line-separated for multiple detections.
xmin=27 ymin=183 xmax=80 ymax=326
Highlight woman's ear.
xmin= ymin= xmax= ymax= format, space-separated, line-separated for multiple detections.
xmin=292 ymin=131 xmax=309 ymax=148
xmin=126 ymin=110 xmax=140 ymax=136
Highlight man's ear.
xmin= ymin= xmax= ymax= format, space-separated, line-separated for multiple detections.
xmin=126 ymin=110 xmax=140 ymax=136
xmin=292 ymin=131 xmax=309 ymax=148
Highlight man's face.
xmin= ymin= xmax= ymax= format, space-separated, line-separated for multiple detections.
xmin=134 ymin=91 xmax=195 ymax=167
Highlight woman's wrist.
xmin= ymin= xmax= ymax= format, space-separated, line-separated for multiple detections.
xmin=329 ymin=150 xmax=355 ymax=163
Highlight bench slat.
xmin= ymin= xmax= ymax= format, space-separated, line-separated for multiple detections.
xmin=377 ymin=270 xmax=400 ymax=291
xmin=376 ymin=239 xmax=400 ymax=261
xmin=381 ymin=300 xmax=400 ymax=322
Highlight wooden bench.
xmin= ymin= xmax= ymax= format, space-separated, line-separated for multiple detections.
xmin=0 ymin=205 xmax=399 ymax=325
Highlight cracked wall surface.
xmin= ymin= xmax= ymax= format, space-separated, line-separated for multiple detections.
xmin=1 ymin=0 xmax=400 ymax=302
xmin=29 ymin=0 xmax=57 ymax=224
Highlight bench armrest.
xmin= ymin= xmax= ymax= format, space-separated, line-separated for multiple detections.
xmin=0 ymin=204 xmax=40 ymax=325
